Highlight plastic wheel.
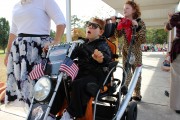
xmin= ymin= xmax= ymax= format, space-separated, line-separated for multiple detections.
xmin=126 ymin=101 xmax=138 ymax=120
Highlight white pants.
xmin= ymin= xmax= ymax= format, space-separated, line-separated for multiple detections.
xmin=170 ymin=55 xmax=180 ymax=110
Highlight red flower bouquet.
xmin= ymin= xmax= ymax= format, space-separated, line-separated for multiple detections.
xmin=117 ymin=18 xmax=132 ymax=44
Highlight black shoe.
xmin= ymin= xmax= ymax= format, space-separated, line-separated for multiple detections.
xmin=164 ymin=90 xmax=169 ymax=97
xmin=132 ymin=95 xmax=142 ymax=101
xmin=175 ymin=110 xmax=180 ymax=114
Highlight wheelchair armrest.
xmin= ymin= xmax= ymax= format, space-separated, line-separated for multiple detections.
xmin=108 ymin=61 xmax=118 ymax=70
xmin=86 ymin=62 xmax=118 ymax=98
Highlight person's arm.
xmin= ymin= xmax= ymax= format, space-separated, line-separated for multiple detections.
xmin=136 ymin=20 xmax=146 ymax=44
xmin=43 ymin=24 xmax=65 ymax=50
xmin=4 ymin=33 xmax=17 ymax=66
xmin=92 ymin=49 xmax=104 ymax=63
xmin=164 ymin=12 xmax=177 ymax=31
xmin=93 ymin=41 xmax=112 ymax=64
xmin=53 ymin=24 xmax=66 ymax=44
xmin=109 ymin=16 xmax=124 ymax=39
xmin=165 ymin=21 xmax=173 ymax=32
xmin=43 ymin=0 xmax=66 ymax=49
xmin=164 ymin=25 xmax=169 ymax=32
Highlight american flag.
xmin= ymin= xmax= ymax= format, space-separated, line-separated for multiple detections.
xmin=29 ymin=59 xmax=47 ymax=80
xmin=59 ymin=57 xmax=79 ymax=81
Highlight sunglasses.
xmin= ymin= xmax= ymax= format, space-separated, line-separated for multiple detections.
xmin=86 ymin=21 xmax=102 ymax=29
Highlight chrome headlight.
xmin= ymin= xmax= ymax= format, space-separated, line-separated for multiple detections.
xmin=34 ymin=76 xmax=51 ymax=102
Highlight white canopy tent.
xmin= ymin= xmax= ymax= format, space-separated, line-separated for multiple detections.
xmin=66 ymin=0 xmax=72 ymax=42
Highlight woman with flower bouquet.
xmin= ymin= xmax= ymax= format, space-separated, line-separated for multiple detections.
xmin=110 ymin=0 xmax=146 ymax=101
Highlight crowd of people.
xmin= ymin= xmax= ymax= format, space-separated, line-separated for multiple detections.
xmin=141 ymin=43 xmax=168 ymax=52
xmin=1 ymin=0 xmax=180 ymax=119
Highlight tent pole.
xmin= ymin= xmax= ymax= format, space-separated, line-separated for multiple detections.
xmin=66 ymin=0 xmax=72 ymax=42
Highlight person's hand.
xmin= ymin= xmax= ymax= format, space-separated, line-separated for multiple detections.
xmin=132 ymin=20 xmax=138 ymax=27
xmin=4 ymin=53 xmax=9 ymax=66
xmin=110 ymin=16 xmax=117 ymax=23
xmin=92 ymin=49 xmax=104 ymax=63
xmin=168 ymin=12 xmax=173 ymax=21
xmin=43 ymin=40 xmax=60 ymax=52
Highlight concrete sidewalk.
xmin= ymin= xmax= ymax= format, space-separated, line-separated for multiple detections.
xmin=137 ymin=52 xmax=180 ymax=120
xmin=0 ymin=52 xmax=180 ymax=120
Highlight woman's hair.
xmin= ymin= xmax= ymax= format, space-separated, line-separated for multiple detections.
xmin=92 ymin=18 xmax=105 ymax=30
xmin=71 ymin=28 xmax=86 ymax=41
xmin=125 ymin=1 xmax=141 ymax=19
xmin=21 ymin=0 xmax=32 ymax=4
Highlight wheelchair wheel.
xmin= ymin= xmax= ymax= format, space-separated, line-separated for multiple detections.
xmin=126 ymin=101 xmax=137 ymax=120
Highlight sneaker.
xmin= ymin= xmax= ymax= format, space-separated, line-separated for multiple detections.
xmin=60 ymin=111 xmax=73 ymax=120
xmin=132 ymin=95 xmax=142 ymax=102
xmin=175 ymin=110 xmax=180 ymax=114
xmin=47 ymin=115 xmax=56 ymax=120
xmin=132 ymin=92 xmax=142 ymax=102
xmin=164 ymin=90 xmax=169 ymax=97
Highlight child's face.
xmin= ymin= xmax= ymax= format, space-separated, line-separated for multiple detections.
xmin=123 ymin=4 xmax=135 ymax=18
xmin=85 ymin=21 xmax=103 ymax=41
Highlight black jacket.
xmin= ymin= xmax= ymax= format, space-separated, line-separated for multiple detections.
xmin=71 ymin=37 xmax=112 ymax=77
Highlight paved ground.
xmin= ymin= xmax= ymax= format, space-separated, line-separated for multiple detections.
xmin=137 ymin=52 xmax=180 ymax=120
xmin=0 ymin=52 xmax=180 ymax=120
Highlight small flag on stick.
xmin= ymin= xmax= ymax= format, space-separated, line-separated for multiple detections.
xmin=59 ymin=57 xmax=79 ymax=80
xmin=29 ymin=59 xmax=47 ymax=80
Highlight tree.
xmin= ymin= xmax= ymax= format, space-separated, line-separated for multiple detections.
xmin=50 ymin=29 xmax=66 ymax=43
xmin=50 ymin=29 xmax=55 ymax=38
xmin=72 ymin=28 xmax=86 ymax=41
xmin=155 ymin=29 xmax=168 ymax=44
xmin=146 ymin=28 xmax=168 ymax=44
xmin=61 ymin=34 xmax=66 ymax=43
xmin=71 ymin=15 xmax=82 ymax=29
xmin=0 ymin=17 xmax=10 ymax=53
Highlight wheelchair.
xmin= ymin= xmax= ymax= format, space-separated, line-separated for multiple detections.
xmin=77 ymin=36 xmax=139 ymax=120
xmin=27 ymin=20 xmax=142 ymax=120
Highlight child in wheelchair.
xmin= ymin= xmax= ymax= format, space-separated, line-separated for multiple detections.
xmin=47 ymin=18 xmax=112 ymax=120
